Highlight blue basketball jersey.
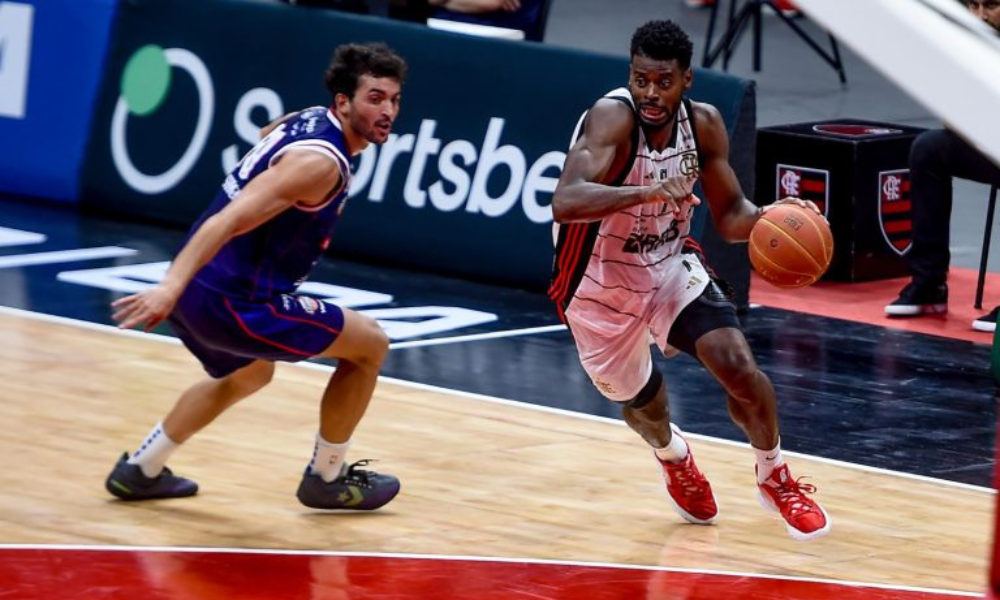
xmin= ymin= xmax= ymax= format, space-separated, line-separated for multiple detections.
xmin=189 ymin=106 xmax=353 ymax=301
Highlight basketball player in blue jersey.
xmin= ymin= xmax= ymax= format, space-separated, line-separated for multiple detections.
xmin=105 ymin=43 xmax=406 ymax=511
xmin=549 ymin=20 xmax=830 ymax=540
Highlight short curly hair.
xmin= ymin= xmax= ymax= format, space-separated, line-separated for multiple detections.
xmin=630 ymin=20 xmax=694 ymax=70
xmin=324 ymin=42 xmax=408 ymax=100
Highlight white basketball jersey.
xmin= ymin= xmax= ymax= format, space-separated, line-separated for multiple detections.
xmin=549 ymin=88 xmax=710 ymax=324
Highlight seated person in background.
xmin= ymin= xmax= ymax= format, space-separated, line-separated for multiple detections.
xmin=884 ymin=0 xmax=1000 ymax=333
xmin=428 ymin=0 xmax=546 ymax=41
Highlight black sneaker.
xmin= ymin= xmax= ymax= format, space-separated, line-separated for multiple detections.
xmin=973 ymin=307 xmax=999 ymax=333
xmin=296 ymin=459 xmax=400 ymax=510
xmin=105 ymin=452 xmax=198 ymax=500
xmin=885 ymin=281 xmax=948 ymax=316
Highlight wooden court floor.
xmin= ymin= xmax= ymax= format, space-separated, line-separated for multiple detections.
xmin=0 ymin=308 xmax=993 ymax=595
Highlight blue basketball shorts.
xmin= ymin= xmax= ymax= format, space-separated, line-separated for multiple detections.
xmin=168 ymin=281 xmax=345 ymax=379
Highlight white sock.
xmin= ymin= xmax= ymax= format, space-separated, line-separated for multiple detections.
xmin=309 ymin=434 xmax=351 ymax=483
xmin=127 ymin=422 xmax=180 ymax=478
xmin=754 ymin=440 xmax=784 ymax=484
xmin=653 ymin=429 xmax=689 ymax=463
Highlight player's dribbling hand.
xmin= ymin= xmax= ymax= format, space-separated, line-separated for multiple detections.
xmin=111 ymin=286 xmax=179 ymax=332
xmin=644 ymin=173 xmax=701 ymax=216
xmin=767 ymin=196 xmax=823 ymax=218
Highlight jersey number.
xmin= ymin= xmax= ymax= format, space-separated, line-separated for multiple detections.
xmin=236 ymin=124 xmax=287 ymax=180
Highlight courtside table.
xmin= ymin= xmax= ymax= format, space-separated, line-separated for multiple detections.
xmin=756 ymin=120 xmax=926 ymax=282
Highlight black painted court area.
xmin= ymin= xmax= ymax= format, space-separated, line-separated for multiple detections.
xmin=0 ymin=198 xmax=995 ymax=487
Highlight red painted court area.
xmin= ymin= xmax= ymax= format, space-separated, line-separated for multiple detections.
xmin=0 ymin=547 xmax=980 ymax=600
xmin=750 ymin=266 xmax=997 ymax=345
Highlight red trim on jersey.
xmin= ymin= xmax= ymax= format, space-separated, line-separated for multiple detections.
xmin=547 ymin=225 xmax=573 ymax=298
xmin=265 ymin=303 xmax=342 ymax=335
xmin=548 ymin=223 xmax=585 ymax=303
xmin=682 ymin=237 xmax=721 ymax=280
xmin=684 ymin=237 xmax=703 ymax=253
xmin=223 ymin=297 xmax=312 ymax=356
xmin=559 ymin=224 xmax=588 ymax=293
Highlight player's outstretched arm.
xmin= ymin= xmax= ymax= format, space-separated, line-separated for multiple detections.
xmin=552 ymin=99 xmax=691 ymax=223
xmin=111 ymin=151 xmax=341 ymax=332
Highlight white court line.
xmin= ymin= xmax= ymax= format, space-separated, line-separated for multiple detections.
xmin=0 ymin=247 xmax=137 ymax=269
xmin=0 ymin=304 xmax=994 ymax=495
xmin=0 ymin=543 xmax=982 ymax=597
xmin=389 ymin=324 xmax=566 ymax=349
xmin=0 ymin=226 xmax=46 ymax=247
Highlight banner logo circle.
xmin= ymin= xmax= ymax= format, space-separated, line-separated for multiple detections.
xmin=111 ymin=46 xmax=214 ymax=194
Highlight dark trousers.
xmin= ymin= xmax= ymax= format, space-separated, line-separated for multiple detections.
xmin=908 ymin=129 xmax=1000 ymax=285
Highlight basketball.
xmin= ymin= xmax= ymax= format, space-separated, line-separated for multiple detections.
xmin=748 ymin=204 xmax=834 ymax=289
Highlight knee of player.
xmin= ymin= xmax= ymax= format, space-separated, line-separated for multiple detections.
xmin=231 ymin=360 xmax=275 ymax=392
xmin=250 ymin=361 xmax=276 ymax=388
xmin=623 ymin=370 xmax=665 ymax=409
xmin=719 ymin=355 xmax=763 ymax=398
xmin=355 ymin=315 xmax=390 ymax=367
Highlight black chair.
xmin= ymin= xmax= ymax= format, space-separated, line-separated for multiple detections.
xmin=976 ymin=185 xmax=999 ymax=310
xmin=702 ymin=0 xmax=846 ymax=84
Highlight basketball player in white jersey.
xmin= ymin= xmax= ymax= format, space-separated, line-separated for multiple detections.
xmin=548 ymin=20 xmax=829 ymax=541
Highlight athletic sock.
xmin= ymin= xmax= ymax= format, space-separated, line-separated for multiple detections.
xmin=127 ymin=421 xmax=180 ymax=479
xmin=754 ymin=440 xmax=785 ymax=484
xmin=309 ymin=434 xmax=352 ymax=483
xmin=653 ymin=429 xmax=689 ymax=463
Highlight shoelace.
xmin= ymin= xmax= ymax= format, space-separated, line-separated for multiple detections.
xmin=771 ymin=477 xmax=818 ymax=517
xmin=343 ymin=459 xmax=376 ymax=487
xmin=667 ymin=460 xmax=710 ymax=497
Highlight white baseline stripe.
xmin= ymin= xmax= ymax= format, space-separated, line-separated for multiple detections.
xmin=0 ymin=544 xmax=982 ymax=597
xmin=0 ymin=247 xmax=137 ymax=269
xmin=0 ymin=305 xmax=993 ymax=495
xmin=389 ymin=324 xmax=566 ymax=349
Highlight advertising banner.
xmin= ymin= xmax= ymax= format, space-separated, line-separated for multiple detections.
xmin=81 ymin=0 xmax=753 ymax=291
xmin=0 ymin=0 xmax=117 ymax=203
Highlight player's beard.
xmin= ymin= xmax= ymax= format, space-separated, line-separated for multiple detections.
xmin=351 ymin=112 xmax=393 ymax=145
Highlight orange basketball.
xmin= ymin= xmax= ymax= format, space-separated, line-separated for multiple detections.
xmin=748 ymin=204 xmax=834 ymax=289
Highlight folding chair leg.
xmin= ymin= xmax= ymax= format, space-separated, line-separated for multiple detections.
xmin=978 ymin=185 xmax=998 ymax=310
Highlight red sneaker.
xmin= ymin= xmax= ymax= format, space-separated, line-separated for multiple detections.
xmin=656 ymin=433 xmax=719 ymax=524
xmin=757 ymin=463 xmax=831 ymax=541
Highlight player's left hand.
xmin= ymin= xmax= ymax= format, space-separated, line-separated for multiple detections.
xmin=111 ymin=285 xmax=180 ymax=332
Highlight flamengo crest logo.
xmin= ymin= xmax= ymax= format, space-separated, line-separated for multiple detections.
xmin=776 ymin=164 xmax=829 ymax=216
xmin=878 ymin=169 xmax=913 ymax=255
